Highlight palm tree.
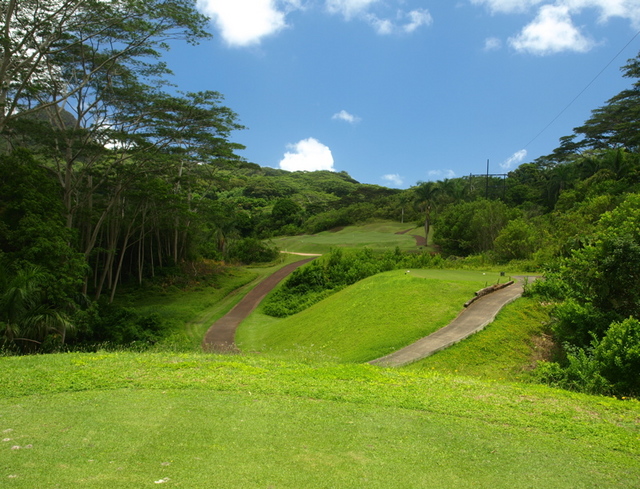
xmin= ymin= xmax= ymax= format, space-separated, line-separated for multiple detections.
xmin=0 ymin=265 xmax=74 ymax=351
xmin=413 ymin=181 xmax=440 ymax=245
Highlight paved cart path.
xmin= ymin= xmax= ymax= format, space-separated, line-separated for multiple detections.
xmin=202 ymin=257 xmax=317 ymax=353
xmin=369 ymin=278 xmax=530 ymax=367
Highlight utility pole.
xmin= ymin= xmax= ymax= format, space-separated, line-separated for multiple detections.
xmin=485 ymin=159 xmax=490 ymax=199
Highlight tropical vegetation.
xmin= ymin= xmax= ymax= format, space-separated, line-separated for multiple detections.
xmin=1 ymin=0 xmax=640 ymax=405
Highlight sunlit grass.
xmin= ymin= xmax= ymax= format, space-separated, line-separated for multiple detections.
xmin=272 ymin=221 xmax=429 ymax=254
xmin=1 ymin=352 xmax=639 ymax=488
xmin=236 ymin=269 xmax=506 ymax=362
xmin=114 ymin=255 xmax=306 ymax=351
xmin=407 ymin=297 xmax=554 ymax=381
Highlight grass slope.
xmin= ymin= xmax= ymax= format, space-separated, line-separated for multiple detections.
xmin=237 ymin=269 xmax=507 ymax=363
xmin=272 ymin=221 xmax=427 ymax=254
xmin=407 ymin=297 xmax=555 ymax=381
xmin=114 ymin=255 xmax=305 ymax=351
xmin=1 ymin=352 xmax=639 ymax=488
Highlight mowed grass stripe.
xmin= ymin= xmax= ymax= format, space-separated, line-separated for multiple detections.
xmin=272 ymin=221 xmax=426 ymax=254
xmin=2 ymin=388 xmax=637 ymax=488
xmin=1 ymin=352 xmax=639 ymax=488
xmin=236 ymin=269 xmax=503 ymax=363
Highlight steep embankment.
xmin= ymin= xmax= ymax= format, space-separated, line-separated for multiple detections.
xmin=236 ymin=269 xmax=505 ymax=363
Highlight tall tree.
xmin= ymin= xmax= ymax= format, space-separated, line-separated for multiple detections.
xmin=413 ymin=181 xmax=440 ymax=244
xmin=0 ymin=0 xmax=209 ymax=132
xmin=558 ymin=51 xmax=640 ymax=154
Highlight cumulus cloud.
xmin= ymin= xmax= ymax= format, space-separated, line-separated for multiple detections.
xmin=428 ymin=169 xmax=456 ymax=179
xmin=501 ymin=149 xmax=528 ymax=169
xmin=367 ymin=15 xmax=395 ymax=35
xmin=327 ymin=1 xmax=432 ymax=35
xmin=483 ymin=37 xmax=502 ymax=51
xmin=326 ymin=0 xmax=380 ymax=20
xmin=332 ymin=110 xmax=361 ymax=124
xmin=367 ymin=9 xmax=433 ymax=35
xmin=382 ymin=174 xmax=404 ymax=186
xmin=509 ymin=5 xmax=594 ymax=54
xmin=471 ymin=0 xmax=544 ymax=14
xmin=197 ymin=0 xmax=301 ymax=47
xmin=199 ymin=0 xmax=433 ymax=46
xmin=279 ymin=138 xmax=335 ymax=172
xmin=473 ymin=0 xmax=640 ymax=55
xmin=403 ymin=9 xmax=434 ymax=33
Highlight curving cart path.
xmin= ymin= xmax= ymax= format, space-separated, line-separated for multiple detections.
xmin=202 ymin=257 xmax=317 ymax=353
xmin=368 ymin=278 xmax=531 ymax=367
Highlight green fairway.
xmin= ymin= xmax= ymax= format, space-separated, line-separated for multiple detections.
xmin=272 ymin=221 xmax=428 ymax=254
xmin=1 ymin=352 xmax=638 ymax=488
xmin=236 ymin=269 xmax=509 ymax=362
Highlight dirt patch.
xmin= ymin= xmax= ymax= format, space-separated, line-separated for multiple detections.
xmin=395 ymin=229 xmax=426 ymax=247
xmin=412 ymin=235 xmax=427 ymax=247
xmin=525 ymin=333 xmax=561 ymax=369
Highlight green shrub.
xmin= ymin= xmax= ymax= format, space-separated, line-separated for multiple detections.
xmin=226 ymin=238 xmax=279 ymax=264
xmin=593 ymin=318 xmax=640 ymax=396
xmin=535 ymin=318 xmax=640 ymax=397
xmin=261 ymin=248 xmax=448 ymax=318
xmin=83 ymin=304 xmax=168 ymax=346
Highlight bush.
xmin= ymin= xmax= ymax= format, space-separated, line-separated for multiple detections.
xmin=494 ymin=218 xmax=539 ymax=261
xmin=82 ymin=304 xmax=168 ymax=346
xmin=226 ymin=238 xmax=279 ymax=264
xmin=535 ymin=318 xmax=640 ymax=397
xmin=593 ymin=318 xmax=640 ymax=396
xmin=261 ymin=248 xmax=445 ymax=318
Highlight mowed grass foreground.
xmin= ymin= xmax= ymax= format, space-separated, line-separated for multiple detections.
xmin=1 ymin=351 xmax=640 ymax=488
xmin=237 ymin=269 xmax=507 ymax=362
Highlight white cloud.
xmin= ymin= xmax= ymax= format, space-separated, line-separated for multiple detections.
xmin=501 ymin=149 xmax=528 ymax=169
xmin=199 ymin=0 xmax=433 ymax=46
xmin=509 ymin=5 xmax=594 ymax=54
xmin=470 ymin=0 xmax=544 ymax=14
xmin=332 ymin=110 xmax=361 ymax=124
xmin=428 ymin=169 xmax=456 ymax=179
xmin=326 ymin=0 xmax=380 ymax=20
xmin=327 ymin=1 xmax=432 ymax=35
xmin=403 ymin=9 xmax=434 ymax=33
xmin=197 ymin=0 xmax=301 ymax=47
xmin=367 ymin=14 xmax=395 ymax=35
xmin=561 ymin=0 xmax=640 ymax=23
xmin=483 ymin=37 xmax=502 ymax=51
xmin=382 ymin=174 xmax=404 ymax=186
xmin=474 ymin=0 xmax=640 ymax=55
xmin=279 ymin=138 xmax=335 ymax=172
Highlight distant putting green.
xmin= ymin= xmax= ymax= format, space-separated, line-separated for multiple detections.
xmin=236 ymin=269 xmax=509 ymax=362
xmin=272 ymin=221 xmax=427 ymax=254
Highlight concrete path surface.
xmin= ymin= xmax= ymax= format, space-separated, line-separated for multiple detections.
xmin=369 ymin=278 xmax=529 ymax=367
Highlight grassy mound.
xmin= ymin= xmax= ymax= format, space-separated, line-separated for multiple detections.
xmin=236 ymin=269 xmax=507 ymax=362
xmin=1 ymin=352 xmax=639 ymax=488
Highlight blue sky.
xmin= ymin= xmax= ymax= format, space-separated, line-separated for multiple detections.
xmin=162 ymin=1 xmax=640 ymax=188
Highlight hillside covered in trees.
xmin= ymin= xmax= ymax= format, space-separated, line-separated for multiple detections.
xmin=1 ymin=1 xmax=640 ymax=396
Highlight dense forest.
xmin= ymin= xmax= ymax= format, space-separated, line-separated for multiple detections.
xmin=1 ymin=1 xmax=639 ymax=395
